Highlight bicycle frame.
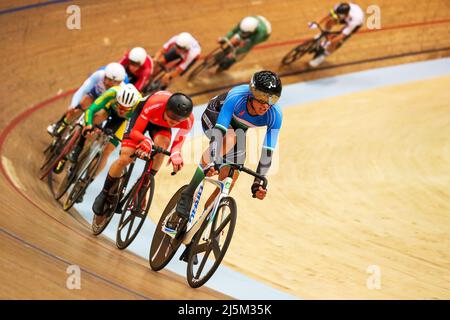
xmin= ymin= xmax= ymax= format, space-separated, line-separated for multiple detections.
xmin=180 ymin=175 xmax=233 ymax=245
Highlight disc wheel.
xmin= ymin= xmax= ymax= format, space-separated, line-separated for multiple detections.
xmin=149 ymin=185 xmax=188 ymax=271
xmin=186 ymin=196 xmax=237 ymax=288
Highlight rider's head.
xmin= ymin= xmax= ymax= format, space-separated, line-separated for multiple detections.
xmin=249 ymin=70 xmax=282 ymax=115
xmin=175 ymin=32 xmax=193 ymax=52
xmin=239 ymin=16 xmax=259 ymax=39
xmin=103 ymin=62 xmax=126 ymax=89
xmin=164 ymin=92 xmax=193 ymax=126
xmin=128 ymin=47 xmax=147 ymax=73
xmin=116 ymin=84 xmax=140 ymax=116
xmin=331 ymin=3 xmax=351 ymax=22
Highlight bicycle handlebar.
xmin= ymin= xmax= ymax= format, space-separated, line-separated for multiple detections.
xmin=205 ymin=162 xmax=268 ymax=194
xmin=219 ymin=37 xmax=235 ymax=51
xmin=310 ymin=21 xmax=342 ymax=36
xmin=131 ymin=146 xmax=176 ymax=175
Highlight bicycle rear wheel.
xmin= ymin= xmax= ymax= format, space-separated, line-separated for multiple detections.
xmin=116 ymin=174 xmax=155 ymax=249
xmin=188 ymin=48 xmax=222 ymax=81
xmin=187 ymin=196 xmax=237 ymax=288
xmin=149 ymin=185 xmax=188 ymax=271
xmin=281 ymin=40 xmax=314 ymax=66
xmin=63 ymin=152 xmax=101 ymax=211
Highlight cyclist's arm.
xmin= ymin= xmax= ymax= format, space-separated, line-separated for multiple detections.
xmin=174 ymin=47 xmax=201 ymax=75
xmin=257 ymin=108 xmax=282 ymax=177
xmin=225 ymin=24 xmax=240 ymax=39
xmin=170 ymin=114 xmax=194 ymax=153
xmin=128 ymin=107 xmax=150 ymax=143
xmin=84 ymin=88 xmax=115 ymax=125
xmin=70 ymin=71 xmax=101 ymax=108
xmin=118 ymin=52 xmax=128 ymax=66
xmin=235 ymin=28 xmax=267 ymax=55
xmin=134 ymin=65 xmax=151 ymax=92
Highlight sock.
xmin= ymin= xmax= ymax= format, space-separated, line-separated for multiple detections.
xmin=101 ymin=173 xmax=119 ymax=194
xmin=183 ymin=165 xmax=206 ymax=196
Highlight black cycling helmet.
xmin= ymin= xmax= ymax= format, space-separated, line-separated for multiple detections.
xmin=335 ymin=3 xmax=351 ymax=15
xmin=249 ymin=70 xmax=282 ymax=105
xmin=166 ymin=92 xmax=193 ymax=121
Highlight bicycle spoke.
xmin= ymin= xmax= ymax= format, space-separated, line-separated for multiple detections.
xmin=120 ymin=212 xmax=134 ymax=228
xmin=125 ymin=216 xmax=136 ymax=240
xmin=211 ymin=240 xmax=222 ymax=260
xmin=213 ymin=215 xmax=231 ymax=238
xmin=193 ymin=242 xmax=209 ymax=254
xmin=195 ymin=247 xmax=212 ymax=279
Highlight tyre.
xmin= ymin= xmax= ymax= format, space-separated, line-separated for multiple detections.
xmin=39 ymin=126 xmax=81 ymax=180
xmin=281 ymin=40 xmax=314 ymax=66
xmin=116 ymin=174 xmax=155 ymax=249
xmin=62 ymin=152 xmax=101 ymax=211
xmin=188 ymin=48 xmax=223 ymax=81
xmin=187 ymin=196 xmax=237 ymax=288
xmin=149 ymin=185 xmax=188 ymax=271
xmin=91 ymin=172 xmax=125 ymax=236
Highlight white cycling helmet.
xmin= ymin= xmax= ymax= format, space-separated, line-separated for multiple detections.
xmin=240 ymin=16 xmax=259 ymax=33
xmin=116 ymin=84 xmax=140 ymax=108
xmin=175 ymin=32 xmax=193 ymax=50
xmin=129 ymin=47 xmax=147 ymax=66
xmin=104 ymin=62 xmax=126 ymax=82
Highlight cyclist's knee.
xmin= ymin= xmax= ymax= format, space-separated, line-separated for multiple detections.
xmin=153 ymin=134 xmax=171 ymax=149
xmin=116 ymin=153 xmax=133 ymax=167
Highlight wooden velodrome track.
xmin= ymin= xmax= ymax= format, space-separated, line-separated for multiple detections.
xmin=1 ymin=0 xmax=449 ymax=299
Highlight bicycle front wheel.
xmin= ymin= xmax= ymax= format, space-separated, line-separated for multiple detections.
xmin=149 ymin=185 xmax=188 ymax=271
xmin=63 ymin=152 xmax=101 ymax=211
xmin=187 ymin=196 xmax=237 ymax=288
xmin=116 ymin=174 xmax=155 ymax=250
xmin=281 ymin=39 xmax=314 ymax=66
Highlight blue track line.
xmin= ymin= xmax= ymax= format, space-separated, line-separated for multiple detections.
xmin=0 ymin=0 xmax=71 ymax=16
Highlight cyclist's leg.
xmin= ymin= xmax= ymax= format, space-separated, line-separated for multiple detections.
xmin=66 ymin=95 xmax=93 ymax=123
xmin=69 ymin=109 xmax=108 ymax=162
xmin=92 ymin=145 xmax=134 ymax=216
xmin=171 ymin=97 xmax=233 ymax=226
xmin=94 ymin=117 xmax=126 ymax=178
xmin=183 ymin=97 xmax=235 ymax=197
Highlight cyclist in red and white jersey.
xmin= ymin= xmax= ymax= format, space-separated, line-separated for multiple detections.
xmin=153 ymin=32 xmax=201 ymax=88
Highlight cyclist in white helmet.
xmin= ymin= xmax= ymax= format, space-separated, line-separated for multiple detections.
xmin=153 ymin=32 xmax=202 ymax=88
xmin=47 ymin=62 xmax=128 ymax=136
xmin=216 ymin=16 xmax=272 ymax=71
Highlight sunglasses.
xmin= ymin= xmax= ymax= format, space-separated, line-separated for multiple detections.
xmin=129 ymin=60 xmax=141 ymax=67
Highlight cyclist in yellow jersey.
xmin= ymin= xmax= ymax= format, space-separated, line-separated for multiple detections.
xmin=56 ymin=84 xmax=141 ymax=202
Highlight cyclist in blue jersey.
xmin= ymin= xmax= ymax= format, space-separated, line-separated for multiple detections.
xmin=47 ymin=62 xmax=129 ymax=136
xmin=167 ymin=70 xmax=283 ymax=234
